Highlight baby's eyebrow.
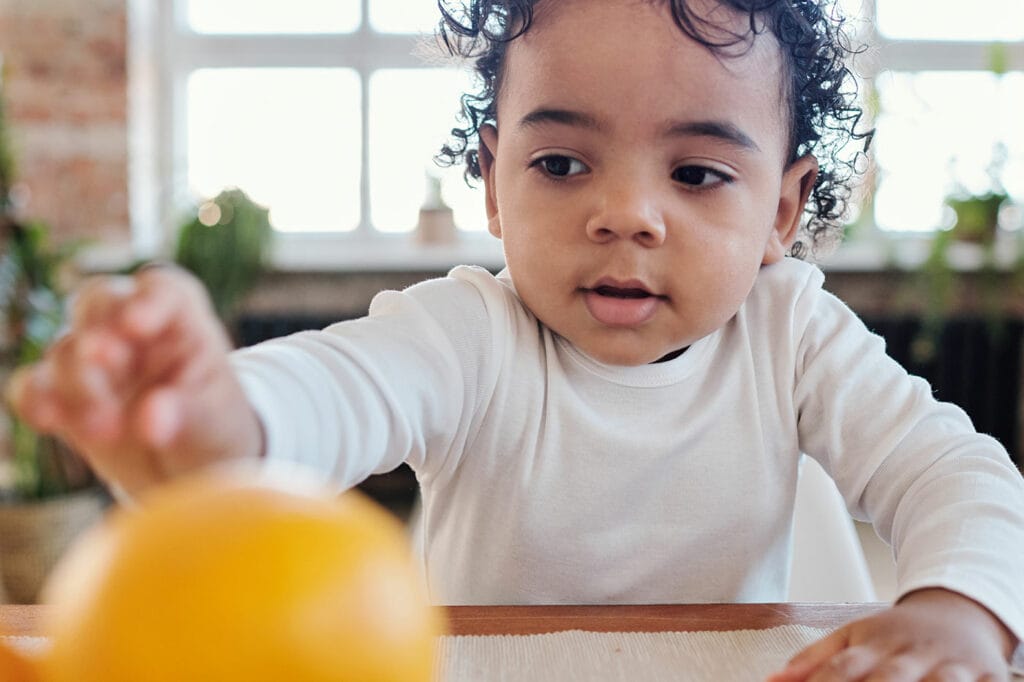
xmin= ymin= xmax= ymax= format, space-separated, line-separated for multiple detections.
xmin=664 ymin=120 xmax=761 ymax=152
xmin=516 ymin=108 xmax=760 ymax=153
xmin=517 ymin=108 xmax=601 ymax=132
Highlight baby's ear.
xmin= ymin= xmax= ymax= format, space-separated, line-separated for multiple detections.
xmin=478 ymin=125 xmax=502 ymax=238
xmin=763 ymin=154 xmax=818 ymax=264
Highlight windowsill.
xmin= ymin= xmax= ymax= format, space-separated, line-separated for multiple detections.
xmin=76 ymin=229 xmax=1022 ymax=275
xmin=269 ymin=232 xmax=507 ymax=272
xmin=816 ymin=231 xmax=1023 ymax=272
xmin=75 ymin=232 xmax=508 ymax=274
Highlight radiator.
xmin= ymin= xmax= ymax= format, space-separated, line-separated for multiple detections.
xmin=862 ymin=316 xmax=1022 ymax=467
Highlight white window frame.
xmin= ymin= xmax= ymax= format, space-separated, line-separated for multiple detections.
xmin=127 ymin=0 xmax=1024 ymax=272
xmin=792 ymin=1 xmax=1024 ymax=268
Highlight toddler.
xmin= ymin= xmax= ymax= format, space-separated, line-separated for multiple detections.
xmin=9 ymin=0 xmax=1024 ymax=679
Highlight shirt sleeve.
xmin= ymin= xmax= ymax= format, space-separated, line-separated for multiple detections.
xmin=228 ymin=268 xmax=497 ymax=491
xmin=792 ymin=276 xmax=1024 ymax=645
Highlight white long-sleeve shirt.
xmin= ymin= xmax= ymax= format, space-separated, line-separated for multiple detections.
xmin=231 ymin=257 xmax=1024 ymax=644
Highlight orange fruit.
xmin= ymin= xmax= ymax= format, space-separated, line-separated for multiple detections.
xmin=0 ymin=639 xmax=39 ymax=682
xmin=37 ymin=468 xmax=442 ymax=682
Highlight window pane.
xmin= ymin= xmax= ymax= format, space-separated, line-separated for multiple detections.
xmin=873 ymin=71 xmax=1024 ymax=231
xmin=187 ymin=0 xmax=360 ymax=34
xmin=369 ymin=0 xmax=439 ymax=34
xmin=877 ymin=0 xmax=1024 ymax=41
xmin=369 ymin=68 xmax=485 ymax=233
xmin=187 ymin=68 xmax=361 ymax=232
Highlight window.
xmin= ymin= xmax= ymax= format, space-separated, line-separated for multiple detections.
xmin=131 ymin=0 xmax=493 ymax=267
xmin=186 ymin=67 xmax=363 ymax=232
xmin=859 ymin=0 xmax=1024 ymax=232
xmin=132 ymin=1 xmax=1024 ymax=267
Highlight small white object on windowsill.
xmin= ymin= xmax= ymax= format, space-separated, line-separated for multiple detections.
xmin=416 ymin=174 xmax=457 ymax=245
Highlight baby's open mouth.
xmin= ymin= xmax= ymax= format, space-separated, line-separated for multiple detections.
xmin=593 ymin=285 xmax=658 ymax=299
xmin=583 ymin=282 xmax=666 ymax=327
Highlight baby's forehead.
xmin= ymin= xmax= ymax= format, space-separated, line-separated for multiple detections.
xmin=508 ymin=0 xmax=786 ymax=89
xmin=512 ymin=3 xmax=782 ymax=93
xmin=496 ymin=0 xmax=791 ymax=157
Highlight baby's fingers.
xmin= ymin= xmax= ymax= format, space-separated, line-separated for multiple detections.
xmin=69 ymin=275 xmax=138 ymax=329
xmin=5 ymin=358 xmax=121 ymax=445
xmin=120 ymin=265 xmax=219 ymax=342
xmin=920 ymin=662 xmax=997 ymax=682
xmin=71 ymin=266 xmax=214 ymax=346
xmin=134 ymin=387 xmax=184 ymax=450
xmin=5 ymin=363 xmax=66 ymax=432
xmin=46 ymin=339 xmax=126 ymax=443
xmin=853 ymin=651 xmax=938 ymax=681
xmin=768 ymin=627 xmax=913 ymax=682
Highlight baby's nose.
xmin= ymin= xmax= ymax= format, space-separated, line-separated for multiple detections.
xmin=585 ymin=184 xmax=667 ymax=247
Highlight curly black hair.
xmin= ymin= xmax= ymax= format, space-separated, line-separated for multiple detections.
xmin=435 ymin=0 xmax=872 ymax=258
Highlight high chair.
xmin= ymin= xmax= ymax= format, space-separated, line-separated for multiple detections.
xmin=787 ymin=455 xmax=878 ymax=602
xmin=406 ymin=454 xmax=880 ymax=603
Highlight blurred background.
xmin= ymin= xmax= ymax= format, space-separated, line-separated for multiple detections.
xmin=0 ymin=0 xmax=1022 ymax=603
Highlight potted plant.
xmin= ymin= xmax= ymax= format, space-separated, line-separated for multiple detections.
xmin=913 ymin=145 xmax=1020 ymax=363
xmin=174 ymin=187 xmax=273 ymax=330
xmin=0 ymin=76 xmax=107 ymax=604
xmin=943 ymin=140 xmax=1012 ymax=248
xmin=911 ymin=43 xmax=1021 ymax=361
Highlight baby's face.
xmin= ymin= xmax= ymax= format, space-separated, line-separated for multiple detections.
xmin=479 ymin=0 xmax=817 ymax=365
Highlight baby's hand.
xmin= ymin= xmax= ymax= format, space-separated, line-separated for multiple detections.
xmin=768 ymin=588 xmax=1017 ymax=681
xmin=5 ymin=265 xmax=264 ymax=496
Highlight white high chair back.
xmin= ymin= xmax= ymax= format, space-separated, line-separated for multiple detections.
xmin=787 ymin=456 xmax=878 ymax=602
xmin=407 ymin=454 xmax=879 ymax=603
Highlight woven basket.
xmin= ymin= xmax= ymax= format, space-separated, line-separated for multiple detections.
xmin=0 ymin=488 xmax=108 ymax=604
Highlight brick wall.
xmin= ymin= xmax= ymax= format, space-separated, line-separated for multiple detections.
xmin=0 ymin=0 xmax=129 ymax=245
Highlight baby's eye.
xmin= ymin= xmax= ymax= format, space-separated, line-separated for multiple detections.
xmin=533 ymin=155 xmax=588 ymax=178
xmin=671 ymin=165 xmax=731 ymax=188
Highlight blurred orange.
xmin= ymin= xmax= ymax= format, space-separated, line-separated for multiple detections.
xmin=36 ymin=469 xmax=442 ymax=682
xmin=0 ymin=638 xmax=39 ymax=682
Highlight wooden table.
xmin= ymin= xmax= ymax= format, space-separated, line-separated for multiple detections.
xmin=2 ymin=602 xmax=887 ymax=638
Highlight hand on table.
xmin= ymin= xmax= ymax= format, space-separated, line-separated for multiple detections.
xmin=768 ymin=588 xmax=1017 ymax=681
xmin=5 ymin=265 xmax=264 ymax=497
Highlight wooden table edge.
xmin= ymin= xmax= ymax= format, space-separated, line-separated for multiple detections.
xmin=441 ymin=603 xmax=889 ymax=636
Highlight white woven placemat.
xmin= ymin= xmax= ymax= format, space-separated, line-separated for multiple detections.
xmin=8 ymin=628 xmax=1021 ymax=681
xmin=5 ymin=628 xmax=818 ymax=679
xmin=434 ymin=625 xmax=828 ymax=681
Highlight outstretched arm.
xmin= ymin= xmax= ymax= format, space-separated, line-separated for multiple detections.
xmin=786 ymin=276 xmax=1024 ymax=682
xmin=5 ymin=265 xmax=263 ymax=497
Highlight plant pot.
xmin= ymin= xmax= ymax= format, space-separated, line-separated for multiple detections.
xmin=947 ymin=192 xmax=1007 ymax=244
xmin=0 ymin=487 xmax=109 ymax=604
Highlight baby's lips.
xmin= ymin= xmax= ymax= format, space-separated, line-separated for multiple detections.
xmin=583 ymin=289 xmax=661 ymax=326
